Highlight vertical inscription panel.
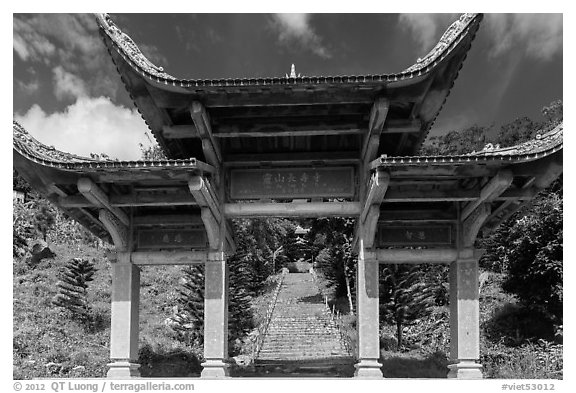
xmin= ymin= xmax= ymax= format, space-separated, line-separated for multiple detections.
xmin=229 ymin=167 xmax=355 ymax=200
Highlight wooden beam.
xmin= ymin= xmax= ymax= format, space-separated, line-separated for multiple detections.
xmin=382 ymin=187 xmax=480 ymax=202
xmin=383 ymin=119 xmax=422 ymax=134
xmin=361 ymin=97 xmax=390 ymax=163
xmin=224 ymin=151 xmax=359 ymax=166
xmin=162 ymin=120 xmax=421 ymax=139
xmin=77 ymin=178 xmax=129 ymax=226
xmin=60 ymin=191 xmax=197 ymax=208
xmin=534 ymin=161 xmax=562 ymax=189
xmin=461 ymin=170 xmax=513 ymax=220
xmin=133 ymin=215 xmax=203 ymax=227
xmin=131 ymin=251 xmax=208 ymax=265
xmin=224 ymin=202 xmax=361 ymax=218
xmin=213 ymin=128 xmax=364 ymax=138
xmin=162 ymin=125 xmax=197 ymax=139
xmin=190 ymin=101 xmax=221 ymax=166
xmin=375 ymin=248 xmax=459 ymax=264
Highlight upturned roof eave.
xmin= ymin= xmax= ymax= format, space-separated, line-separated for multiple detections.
xmin=95 ymin=13 xmax=482 ymax=90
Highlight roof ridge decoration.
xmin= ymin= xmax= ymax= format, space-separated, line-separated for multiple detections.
xmin=95 ymin=13 xmax=481 ymax=84
xmin=13 ymin=121 xmax=99 ymax=165
xmin=404 ymin=13 xmax=478 ymax=73
xmin=376 ymin=122 xmax=563 ymax=167
xmin=95 ymin=14 xmax=176 ymax=80
xmin=13 ymin=121 xmax=200 ymax=170
xmin=471 ymin=122 xmax=563 ymax=157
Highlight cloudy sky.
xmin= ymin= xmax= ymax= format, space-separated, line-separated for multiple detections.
xmin=13 ymin=13 xmax=562 ymax=160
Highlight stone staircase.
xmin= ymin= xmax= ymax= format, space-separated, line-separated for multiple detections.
xmin=254 ymin=272 xmax=353 ymax=375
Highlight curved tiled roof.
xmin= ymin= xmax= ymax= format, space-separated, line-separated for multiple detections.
xmin=374 ymin=122 xmax=563 ymax=167
xmin=95 ymin=13 xmax=482 ymax=88
xmin=13 ymin=121 xmax=202 ymax=172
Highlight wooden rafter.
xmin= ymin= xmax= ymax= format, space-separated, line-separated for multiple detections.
xmin=77 ymin=177 xmax=129 ymax=226
xmin=461 ymin=170 xmax=513 ymax=220
xmin=361 ymin=97 xmax=390 ymax=164
xmin=190 ymin=101 xmax=221 ymax=167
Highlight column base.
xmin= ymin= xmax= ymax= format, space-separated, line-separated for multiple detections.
xmin=447 ymin=361 xmax=483 ymax=379
xmin=354 ymin=359 xmax=383 ymax=378
xmin=200 ymin=359 xmax=231 ymax=378
xmin=107 ymin=361 xmax=141 ymax=379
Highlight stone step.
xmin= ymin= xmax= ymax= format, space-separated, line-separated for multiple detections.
xmin=256 ymin=272 xmax=352 ymax=363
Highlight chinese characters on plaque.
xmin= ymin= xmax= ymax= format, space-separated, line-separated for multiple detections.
xmin=137 ymin=229 xmax=207 ymax=249
xmin=230 ymin=167 xmax=355 ymax=199
xmin=377 ymin=225 xmax=453 ymax=247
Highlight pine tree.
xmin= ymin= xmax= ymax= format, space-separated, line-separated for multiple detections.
xmin=228 ymin=250 xmax=255 ymax=353
xmin=169 ymin=265 xmax=205 ymax=347
xmin=52 ymin=258 xmax=96 ymax=321
xmin=379 ymin=264 xmax=435 ymax=350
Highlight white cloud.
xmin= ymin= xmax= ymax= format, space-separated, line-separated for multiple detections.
xmin=400 ymin=13 xmax=562 ymax=62
xmin=485 ymin=14 xmax=562 ymax=60
xmin=13 ymin=17 xmax=57 ymax=62
xmin=398 ymin=14 xmax=458 ymax=54
xmin=14 ymin=96 xmax=153 ymax=161
xmin=52 ymin=66 xmax=88 ymax=101
xmin=270 ymin=14 xmax=331 ymax=59
xmin=13 ymin=14 xmax=120 ymax=100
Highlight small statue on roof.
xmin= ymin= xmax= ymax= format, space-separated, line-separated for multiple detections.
xmin=285 ymin=63 xmax=301 ymax=78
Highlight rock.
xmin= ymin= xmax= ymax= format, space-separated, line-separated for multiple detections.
xmin=232 ymin=355 xmax=252 ymax=367
xmin=72 ymin=365 xmax=86 ymax=371
xmin=28 ymin=240 xmax=55 ymax=265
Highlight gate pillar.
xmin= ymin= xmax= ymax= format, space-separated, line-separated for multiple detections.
xmin=107 ymin=252 xmax=141 ymax=378
xmin=354 ymin=239 xmax=383 ymax=378
xmin=201 ymin=251 xmax=230 ymax=378
xmin=448 ymin=250 xmax=482 ymax=379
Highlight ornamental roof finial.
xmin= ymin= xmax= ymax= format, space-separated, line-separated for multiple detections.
xmin=285 ymin=63 xmax=300 ymax=78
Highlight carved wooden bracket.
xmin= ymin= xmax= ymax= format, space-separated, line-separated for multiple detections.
xmin=461 ymin=170 xmax=513 ymax=220
xmin=461 ymin=203 xmax=491 ymax=247
xmin=99 ymin=209 xmax=129 ymax=252
xmin=78 ymin=177 xmax=129 ymax=226
xmin=354 ymin=169 xmax=390 ymax=250
xmin=188 ymin=176 xmax=235 ymax=252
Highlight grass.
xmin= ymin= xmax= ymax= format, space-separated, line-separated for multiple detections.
xmin=13 ymin=242 xmax=202 ymax=379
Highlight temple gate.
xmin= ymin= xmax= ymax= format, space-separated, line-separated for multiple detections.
xmin=13 ymin=13 xmax=563 ymax=379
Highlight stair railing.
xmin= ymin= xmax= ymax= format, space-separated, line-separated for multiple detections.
xmin=252 ymin=267 xmax=288 ymax=361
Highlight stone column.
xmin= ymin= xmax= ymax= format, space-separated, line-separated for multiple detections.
xmin=448 ymin=253 xmax=482 ymax=379
xmin=107 ymin=252 xmax=141 ymax=378
xmin=354 ymin=240 xmax=383 ymax=378
xmin=201 ymin=251 xmax=230 ymax=378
